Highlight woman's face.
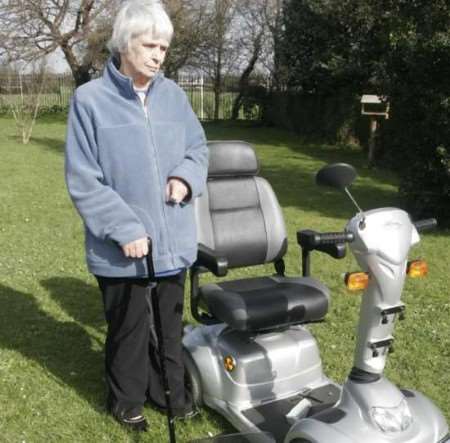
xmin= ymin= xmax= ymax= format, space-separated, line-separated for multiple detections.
xmin=121 ymin=30 xmax=169 ymax=86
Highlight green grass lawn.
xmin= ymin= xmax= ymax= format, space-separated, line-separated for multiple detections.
xmin=0 ymin=116 xmax=448 ymax=442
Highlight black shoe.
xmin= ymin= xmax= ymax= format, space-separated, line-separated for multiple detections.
xmin=114 ymin=412 xmax=149 ymax=432
xmin=148 ymin=398 xmax=198 ymax=420
xmin=172 ymin=404 xmax=199 ymax=421
xmin=106 ymin=392 xmax=148 ymax=432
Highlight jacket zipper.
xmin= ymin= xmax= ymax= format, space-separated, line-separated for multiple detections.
xmin=135 ymin=79 xmax=176 ymax=269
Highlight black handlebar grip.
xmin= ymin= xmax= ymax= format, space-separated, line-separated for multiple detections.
xmin=313 ymin=232 xmax=354 ymax=246
xmin=413 ymin=218 xmax=437 ymax=232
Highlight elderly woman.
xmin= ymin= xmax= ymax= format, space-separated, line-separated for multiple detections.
xmin=65 ymin=0 xmax=208 ymax=432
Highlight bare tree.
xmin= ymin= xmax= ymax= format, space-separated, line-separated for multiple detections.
xmin=263 ymin=0 xmax=286 ymax=89
xmin=191 ymin=0 xmax=279 ymax=120
xmin=230 ymin=0 xmax=272 ymax=119
xmin=162 ymin=0 xmax=210 ymax=78
xmin=81 ymin=15 xmax=113 ymax=77
xmin=0 ymin=0 xmax=118 ymax=86
xmin=4 ymin=59 xmax=48 ymax=144
xmin=195 ymin=0 xmax=239 ymax=120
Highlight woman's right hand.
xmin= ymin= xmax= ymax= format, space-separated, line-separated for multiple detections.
xmin=122 ymin=237 xmax=149 ymax=258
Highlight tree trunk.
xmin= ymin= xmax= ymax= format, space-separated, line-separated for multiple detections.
xmin=61 ymin=43 xmax=92 ymax=87
xmin=231 ymin=91 xmax=244 ymax=120
xmin=214 ymin=51 xmax=222 ymax=120
xmin=231 ymin=33 xmax=262 ymax=120
xmin=73 ymin=66 xmax=92 ymax=87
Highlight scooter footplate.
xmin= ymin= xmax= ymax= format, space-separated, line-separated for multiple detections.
xmin=241 ymin=384 xmax=340 ymax=442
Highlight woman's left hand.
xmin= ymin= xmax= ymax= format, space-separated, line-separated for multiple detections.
xmin=166 ymin=177 xmax=189 ymax=204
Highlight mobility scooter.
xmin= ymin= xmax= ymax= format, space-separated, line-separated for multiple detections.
xmin=183 ymin=141 xmax=449 ymax=443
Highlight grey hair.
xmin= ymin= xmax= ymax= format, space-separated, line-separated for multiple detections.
xmin=108 ymin=0 xmax=174 ymax=55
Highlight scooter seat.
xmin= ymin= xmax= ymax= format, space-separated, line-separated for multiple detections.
xmin=199 ymin=275 xmax=329 ymax=331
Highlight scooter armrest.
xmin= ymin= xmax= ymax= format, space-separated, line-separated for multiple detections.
xmin=195 ymin=243 xmax=228 ymax=277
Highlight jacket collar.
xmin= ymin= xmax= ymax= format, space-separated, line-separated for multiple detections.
xmin=103 ymin=55 xmax=164 ymax=99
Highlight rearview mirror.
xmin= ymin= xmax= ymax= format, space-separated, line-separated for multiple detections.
xmin=316 ymin=163 xmax=357 ymax=190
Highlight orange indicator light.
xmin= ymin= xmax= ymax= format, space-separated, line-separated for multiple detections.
xmin=224 ymin=356 xmax=236 ymax=372
xmin=407 ymin=260 xmax=428 ymax=278
xmin=345 ymin=272 xmax=370 ymax=291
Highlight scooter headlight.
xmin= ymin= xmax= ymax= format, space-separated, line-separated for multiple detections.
xmin=370 ymin=399 xmax=413 ymax=433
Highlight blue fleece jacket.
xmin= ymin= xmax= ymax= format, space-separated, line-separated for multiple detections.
xmin=65 ymin=58 xmax=208 ymax=277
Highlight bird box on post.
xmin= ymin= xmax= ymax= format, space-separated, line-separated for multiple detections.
xmin=361 ymin=95 xmax=390 ymax=167
xmin=361 ymin=95 xmax=390 ymax=119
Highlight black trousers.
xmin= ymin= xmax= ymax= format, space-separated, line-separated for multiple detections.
xmin=96 ymin=271 xmax=187 ymax=417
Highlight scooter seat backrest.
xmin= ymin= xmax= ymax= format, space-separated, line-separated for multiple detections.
xmin=195 ymin=141 xmax=288 ymax=269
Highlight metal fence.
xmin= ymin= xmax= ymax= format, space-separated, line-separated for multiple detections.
xmin=0 ymin=72 xmax=265 ymax=121
xmin=0 ymin=73 xmax=73 ymax=109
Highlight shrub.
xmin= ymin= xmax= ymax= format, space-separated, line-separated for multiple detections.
xmin=378 ymin=12 xmax=450 ymax=225
xmin=278 ymin=0 xmax=450 ymax=225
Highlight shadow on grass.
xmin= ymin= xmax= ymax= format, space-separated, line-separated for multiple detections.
xmin=40 ymin=277 xmax=237 ymax=440
xmin=0 ymin=283 xmax=105 ymax=412
xmin=4 ymin=134 xmax=65 ymax=154
xmin=204 ymin=122 xmax=400 ymax=219
xmin=262 ymin=163 xmax=401 ymax=221
xmin=30 ymin=136 xmax=65 ymax=153
xmin=41 ymin=277 xmax=105 ymax=331
xmin=37 ymin=113 xmax=69 ymax=124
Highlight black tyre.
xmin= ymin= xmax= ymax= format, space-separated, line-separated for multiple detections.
xmin=183 ymin=350 xmax=203 ymax=407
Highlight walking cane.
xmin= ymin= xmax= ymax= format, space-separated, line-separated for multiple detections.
xmin=146 ymin=239 xmax=177 ymax=443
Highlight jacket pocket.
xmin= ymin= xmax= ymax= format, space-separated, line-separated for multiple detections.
xmin=166 ymin=202 xmax=196 ymax=251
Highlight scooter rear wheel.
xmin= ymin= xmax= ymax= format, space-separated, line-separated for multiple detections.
xmin=183 ymin=350 xmax=203 ymax=407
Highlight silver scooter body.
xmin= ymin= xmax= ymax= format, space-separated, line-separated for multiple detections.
xmin=285 ymin=208 xmax=448 ymax=442
xmin=183 ymin=319 xmax=339 ymax=442
xmin=183 ymin=207 xmax=449 ymax=443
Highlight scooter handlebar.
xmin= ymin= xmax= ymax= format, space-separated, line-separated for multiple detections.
xmin=298 ymin=231 xmax=354 ymax=247
xmin=413 ymin=218 xmax=437 ymax=232
xmin=314 ymin=231 xmax=354 ymax=245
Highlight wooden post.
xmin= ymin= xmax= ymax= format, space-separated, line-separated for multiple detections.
xmin=368 ymin=116 xmax=378 ymax=168
xmin=361 ymin=95 xmax=389 ymax=168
